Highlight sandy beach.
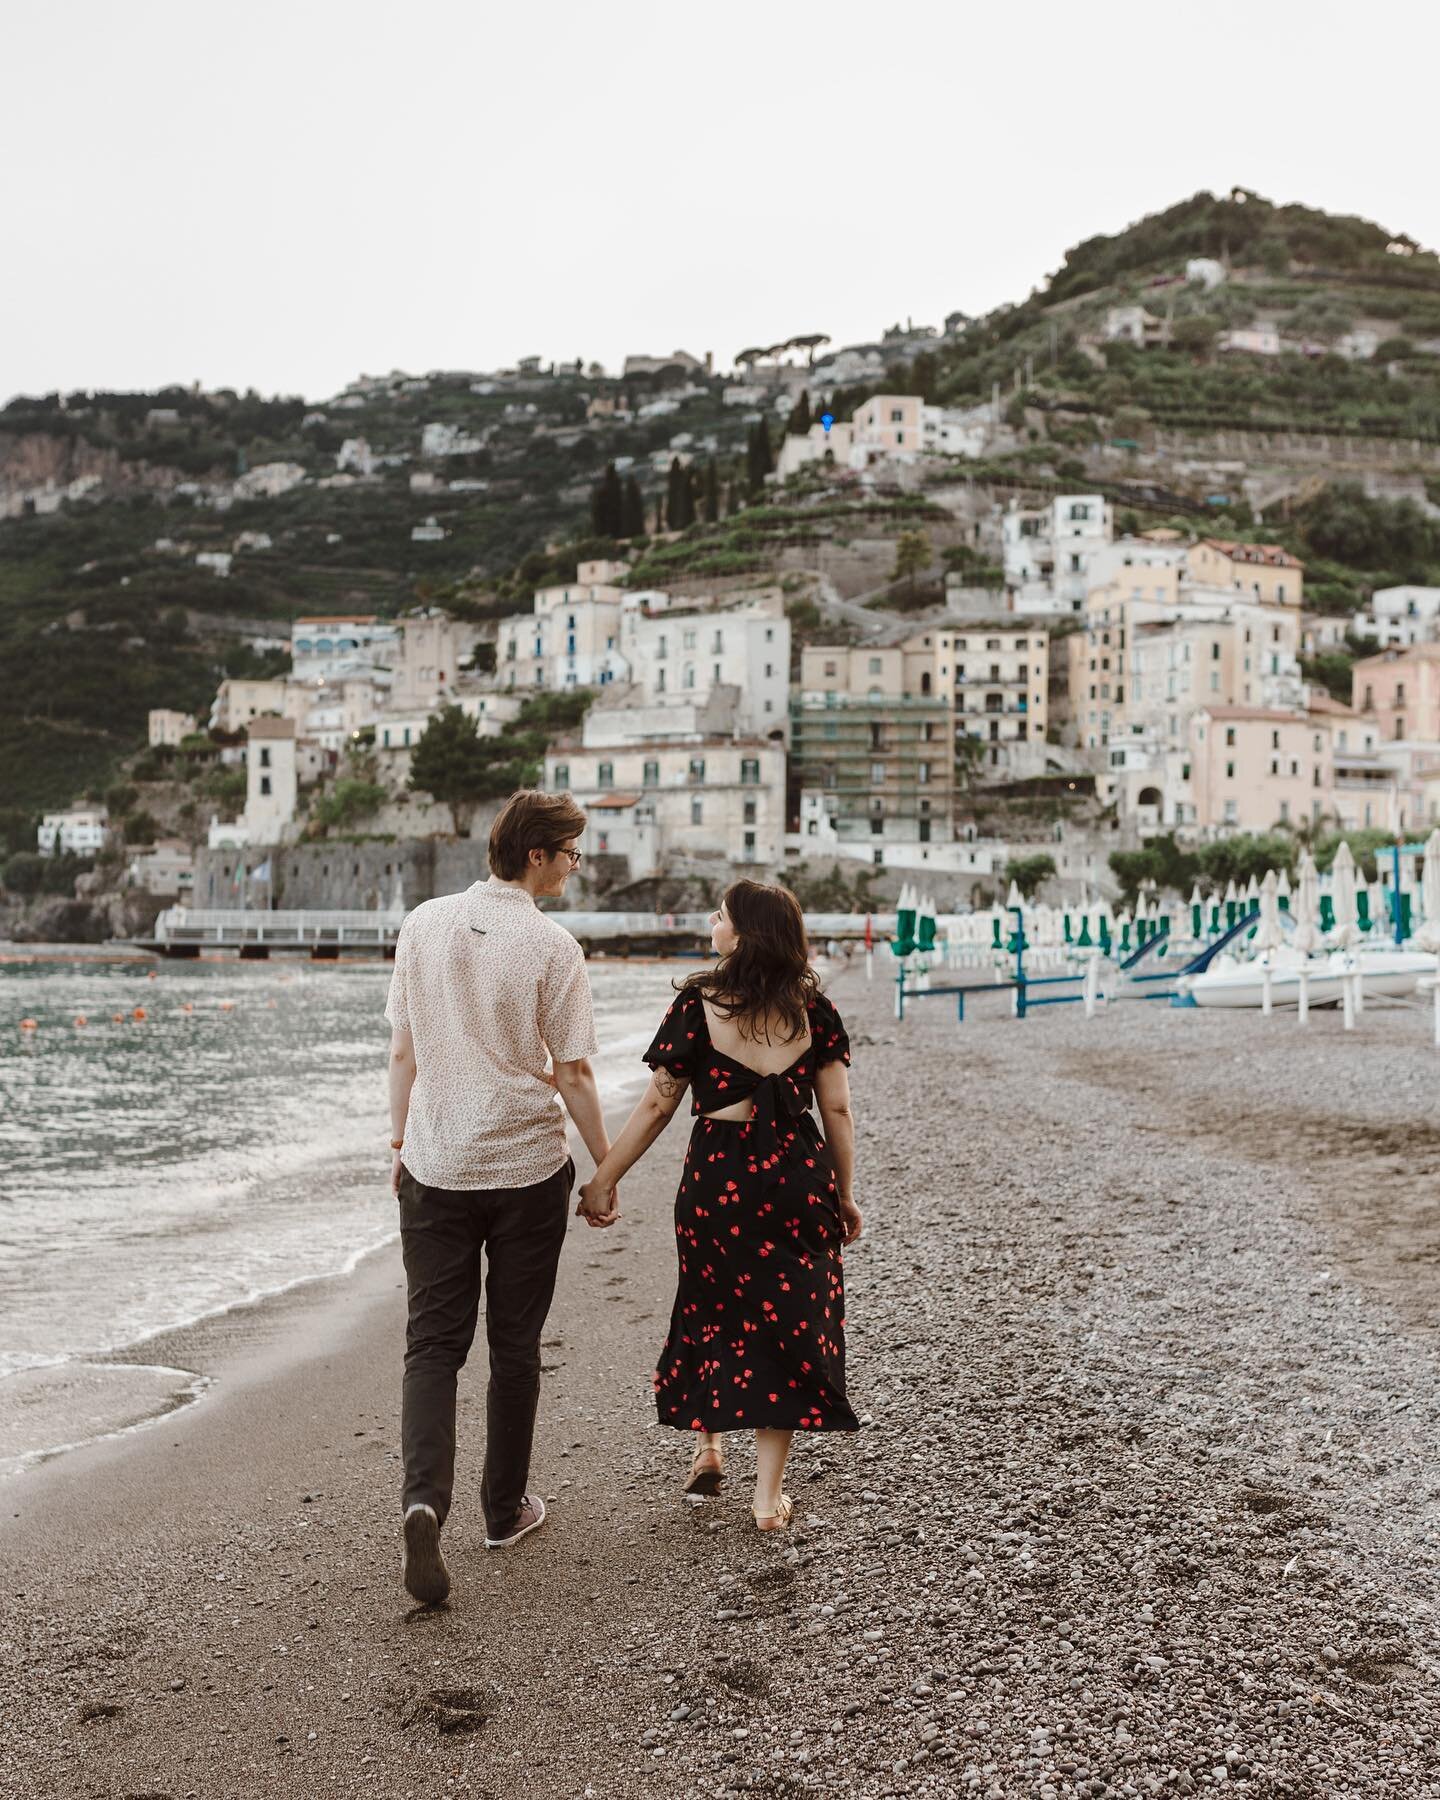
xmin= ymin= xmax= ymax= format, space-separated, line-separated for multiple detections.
xmin=3 ymin=970 xmax=1440 ymax=1798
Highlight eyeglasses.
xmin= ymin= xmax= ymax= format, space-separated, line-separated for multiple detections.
xmin=555 ymin=847 xmax=583 ymax=866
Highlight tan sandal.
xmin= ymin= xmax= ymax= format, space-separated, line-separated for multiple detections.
xmin=683 ymin=1444 xmax=724 ymax=1495
xmin=752 ymin=1493 xmax=793 ymax=1532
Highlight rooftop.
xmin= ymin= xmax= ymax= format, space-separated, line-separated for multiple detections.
xmin=1200 ymin=539 xmax=1304 ymax=571
xmin=294 ymin=614 xmax=381 ymax=626
xmin=1199 ymin=705 xmax=1309 ymax=725
xmin=247 ymin=716 xmax=297 ymax=740
xmin=1353 ymin=641 xmax=1440 ymax=666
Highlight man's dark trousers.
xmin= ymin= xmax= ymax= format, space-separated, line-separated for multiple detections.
xmin=398 ymin=1158 xmax=573 ymax=1539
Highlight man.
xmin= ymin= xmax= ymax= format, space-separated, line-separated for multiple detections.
xmin=385 ymin=789 xmax=610 ymax=1605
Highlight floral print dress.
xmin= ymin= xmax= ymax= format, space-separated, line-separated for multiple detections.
xmin=643 ymin=987 xmax=859 ymax=1435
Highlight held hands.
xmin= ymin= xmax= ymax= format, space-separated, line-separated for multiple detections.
xmin=577 ymin=1178 xmax=621 ymax=1229
xmin=838 ymin=1193 xmax=863 ymax=1245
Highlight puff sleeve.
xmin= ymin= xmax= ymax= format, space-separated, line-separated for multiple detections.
xmin=642 ymin=989 xmax=702 ymax=1080
xmin=807 ymin=990 xmax=851 ymax=1067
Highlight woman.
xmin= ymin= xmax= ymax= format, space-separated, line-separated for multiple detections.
xmin=578 ymin=880 xmax=861 ymax=1531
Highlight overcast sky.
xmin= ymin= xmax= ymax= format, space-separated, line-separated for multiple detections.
xmin=5 ymin=0 xmax=1437 ymax=406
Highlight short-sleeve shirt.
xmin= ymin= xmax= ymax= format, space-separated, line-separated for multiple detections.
xmin=385 ymin=880 xmax=598 ymax=1190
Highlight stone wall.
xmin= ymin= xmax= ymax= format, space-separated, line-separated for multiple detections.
xmin=193 ymin=837 xmax=493 ymax=911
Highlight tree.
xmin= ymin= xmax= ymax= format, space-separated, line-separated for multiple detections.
xmin=702 ymin=459 xmax=720 ymax=525
xmin=620 ymin=475 xmax=646 ymax=538
xmin=788 ymin=388 xmax=812 ymax=437
xmin=891 ymin=529 xmax=932 ymax=595
xmin=666 ymin=458 xmax=696 ymax=530
xmin=590 ymin=461 xmax=622 ymax=537
xmin=1171 ymin=315 xmax=1220 ymax=356
xmin=312 ymin=778 xmax=387 ymax=833
xmin=409 ymin=705 xmax=516 ymax=837
xmin=1007 ymin=854 xmax=1056 ymax=899
xmin=124 ymin=809 xmax=159 ymax=845
xmin=745 ymin=419 xmax=773 ymax=493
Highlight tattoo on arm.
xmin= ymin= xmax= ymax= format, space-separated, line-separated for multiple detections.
xmin=653 ymin=1068 xmax=685 ymax=1101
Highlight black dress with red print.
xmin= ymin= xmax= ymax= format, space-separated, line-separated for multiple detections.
xmin=642 ymin=986 xmax=860 ymax=1436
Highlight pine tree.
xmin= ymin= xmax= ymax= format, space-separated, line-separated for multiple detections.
xmin=788 ymin=388 xmax=812 ymax=437
xmin=702 ymin=458 xmax=720 ymax=524
xmin=409 ymin=705 xmax=512 ymax=837
xmin=666 ymin=457 xmax=686 ymax=530
xmin=620 ymin=475 xmax=646 ymax=538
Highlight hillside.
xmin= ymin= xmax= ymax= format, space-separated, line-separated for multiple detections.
xmin=5 ymin=186 xmax=1440 ymax=828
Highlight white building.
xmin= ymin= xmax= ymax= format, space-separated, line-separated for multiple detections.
xmin=497 ymin=560 xmax=630 ymax=691
xmin=38 ymin=807 xmax=108 ymax=856
xmin=1354 ymin=586 xmax=1440 ymax=648
xmin=232 ymin=462 xmax=306 ymax=500
xmin=411 ymin=516 xmax=447 ymax=543
xmin=1003 ymin=495 xmax=1114 ymax=614
xmin=196 ymin=551 xmax=233 ymax=578
xmin=126 ymin=838 xmax=194 ymax=899
xmin=148 ymin=708 xmax=197 ymax=747
xmin=291 ymin=615 xmax=401 ymax=680
xmin=616 ymin=595 xmax=790 ymax=739
xmin=545 ymin=729 xmax=784 ymax=874
xmin=1186 ymin=258 xmax=1227 ymax=289
xmin=336 ymin=438 xmax=378 ymax=475
xmin=1219 ymin=326 xmax=1281 ymax=357
xmin=420 ymin=422 xmax=485 ymax=458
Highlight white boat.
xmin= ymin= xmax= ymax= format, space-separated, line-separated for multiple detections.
xmin=1177 ymin=944 xmax=1433 ymax=1010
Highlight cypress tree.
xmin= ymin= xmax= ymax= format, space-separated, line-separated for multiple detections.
xmin=620 ymin=475 xmax=646 ymax=538
xmin=788 ymin=388 xmax=812 ymax=436
xmin=590 ymin=460 xmax=622 ymax=536
xmin=746 ymin=419 xmax=773 ymax=493
xmin=702 ymin=458 xmax=720 ymax=524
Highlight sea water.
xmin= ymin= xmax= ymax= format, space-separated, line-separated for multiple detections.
xmin=0 ymin=948 xmax=687 ymax=1473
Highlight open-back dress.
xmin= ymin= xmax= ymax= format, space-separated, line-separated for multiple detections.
xmin=642 ymin=985 xmax=860 ymax=1435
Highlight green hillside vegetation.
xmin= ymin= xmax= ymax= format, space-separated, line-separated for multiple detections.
xmin=7 ymin=187 xmax=1440 ymax=824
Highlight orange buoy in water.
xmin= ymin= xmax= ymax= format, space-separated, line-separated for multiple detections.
xmin=112 ymin=1011 xmax=125 ymax=1023
xmin=147 ymin=970 xmax=158 ymax=981
xmin=19 ymin=1018 xmax=38 ymax=1032
xmin=73 ymin=1014 xmax=88 ymax=1027
xmin=132 ymin=1006 xmax=147 ymax=1021
xmin=219 ymin=999 xmax=235 ymax=1011
xmin=181 ymin=1002 xmax=194 ymax=1014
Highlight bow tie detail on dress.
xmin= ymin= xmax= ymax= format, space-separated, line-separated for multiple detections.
xmin=739 ymin=1067 xmax=811 ymax=1135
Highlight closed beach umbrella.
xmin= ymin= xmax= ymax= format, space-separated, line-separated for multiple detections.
xmin=1277 ymin=868 xmax=1292 ymax=912
xmin=1245 ymin=873 xmax=1261 ymax=907
xmin=1251 ymin=869 xmax=1286 ymax=952
xmin=1224 ymin=879 xmax=1238 ymax=927
xmin=1291 ymin=851 xmax=1322 ymax=954
xmin=1329 ymin=841 xmax=1360 ymax=948
xmin=1189 ymin=884 xmax=1204 ymax=938
xmin=1007 ymin=880 xmax=1024 ymax=912
xmin=1416 ymin=828 xmax=1440 ymax=950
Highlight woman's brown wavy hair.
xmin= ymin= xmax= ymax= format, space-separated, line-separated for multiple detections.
xmin=679 ymin=878 xmax=818 ymax=1043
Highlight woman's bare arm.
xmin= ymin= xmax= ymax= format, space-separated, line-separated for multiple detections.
xmin=815 ymin=1060 xmax=861 ymax=1242
xmin=577 ymin=1068 xmax=689 ymax=1225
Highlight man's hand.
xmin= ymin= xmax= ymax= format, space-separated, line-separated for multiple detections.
xmin=577 ymin=1179 xmax=620 ymax=1228
xmin=391 ymin=1150 xmax=404 ymax=1197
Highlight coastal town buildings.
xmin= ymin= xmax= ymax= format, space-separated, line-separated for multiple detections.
xmin=1188 ymin=702 xmax=1397 ymax=834
xmin=38 ymin=807 xmax=108 ymax=856
xmin=1352 ymin=643 xmax=1440 ymax=743
xmin=497 ymin=559 xmax=628 ymax=690
xmin=1002 ymin=496 xmax=1114 ymax=615
xmin=617 ymin=593 xmax=790 ymax=739
xmin=544 ymin=707 xmax=783 ymax=874
xmin=789 ymin=685 xmax=955 ymax=863
xmin=1353 ymin=586 xmax=1440 ymax=649
xmin=774 ymin=392 xmax=996 ymax=480
xmin=291 ymin=615 xmax=400 ymax=680
xmin=125 ymin=838 xmax=194 ymax=899
xmin=1188 ymin=539 xmax=1304 ymax=608
xmin=148 ymin=708 xmax=197 ymax=747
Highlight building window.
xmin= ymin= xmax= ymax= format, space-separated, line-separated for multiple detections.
xmin=691 ymin=798 xmax=703 ymax=826
xmin=260 ymin=775 xmax=272 ymax=796
xmin=259 ymin=747 xmax=271 ymax=768
xmin=744 ymin=798 xmax=757 ymax=824
xmin=713 ymin=663 xmax=722 ymax=684
xmin=870 ymin=760 xmax=885 ymax=783
xmin=1226 ymin=761 xmax=1235 ymax=779
xmin=823 ymin=660 xmax=837 ymax=677
xmin=682 ymin=629 xmax=697 ymax=651
xmin=598 ymin=762 xmax=614 ymax=789
xmin=918 ymin=762 xmax=931 ymax=785
xmin=657 ymin=667 xmax=666 ymax=692
xmin=868 ymin=657 xmax=883 ymax=675
xmin=684 ymin=665 xmax=696 ymax=689
xmin=741 ymin=757 xmax=760 ymax=784
xmin=711 ymin=632 xmax=724 ymax=653
xmin=658 ymin=635 xmax=668 ymax=658
xmin=554 ymin=763 xmax=570 ymax=788
xmin=689 ymin=757 xmax=705 ymax=784
xmin=642 ymin=759 xmax=658 ymax=785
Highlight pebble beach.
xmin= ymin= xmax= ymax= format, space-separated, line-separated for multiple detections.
xmin=2 ymin=969 xmax=1439 ymax=1797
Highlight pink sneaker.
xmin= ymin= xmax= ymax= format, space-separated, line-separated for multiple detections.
xmin=485 ymin=1493 xmax=547 ymax=1550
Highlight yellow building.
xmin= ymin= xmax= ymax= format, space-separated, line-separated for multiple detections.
xmin=1188 ymin=540 xmax=1304 ymax=609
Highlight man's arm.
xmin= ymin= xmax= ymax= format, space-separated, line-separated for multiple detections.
xmin=551 ymin=1057 xmax=610 ymax=1170
xmin=389 ymin=1025 xmax=417 ymax=1195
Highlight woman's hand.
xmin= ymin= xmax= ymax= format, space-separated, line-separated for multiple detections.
xmin=577 ymin=1179 xmax=620 ymax=1228
xmin=838 ymin=1193 xmax=862 ymax=1245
